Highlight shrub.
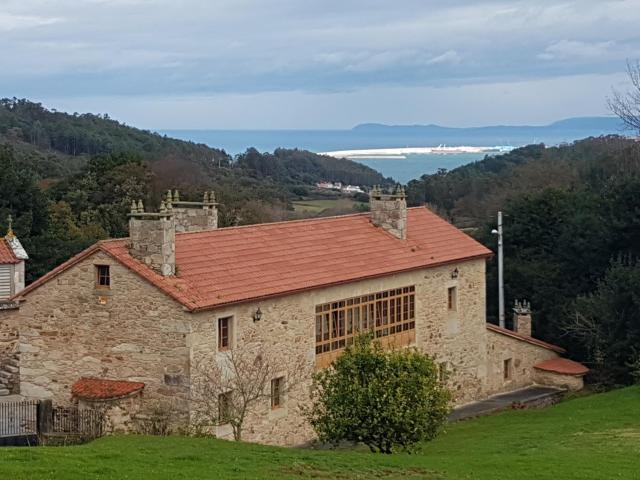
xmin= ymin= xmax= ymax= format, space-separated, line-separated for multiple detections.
xmin=307 ymin=335 xmax=451 ymax=453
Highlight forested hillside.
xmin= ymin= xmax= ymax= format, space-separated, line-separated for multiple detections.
xmin=0 ymin=98 xmax=388 ymax=281
xmin=408 ymin=136 xmax=640 ymax=386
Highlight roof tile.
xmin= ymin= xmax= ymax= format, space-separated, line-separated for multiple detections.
xmin=0 ymin=238 xmax=20 ymax=264
xmin=534 ymin=358 xmax=589 ymax=376
xmin=71 ymin=377 xmax=145 ymax=400
xmin=19 ymin=207 xmax=493 ymax=310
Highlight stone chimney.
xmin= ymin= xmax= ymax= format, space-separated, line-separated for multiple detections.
xmin=513 ymin=300 xmax=532 ymax=336
xmin=128 ymin=200 xmax=175 ymax=276
xmin=168 ymin=190 xmax=218 ymax=233
xmin=369 ymin=185 xmax=407 ymax=240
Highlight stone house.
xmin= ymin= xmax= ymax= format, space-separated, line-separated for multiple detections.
xmin=0 ymin=188 xmax=587 ymax=444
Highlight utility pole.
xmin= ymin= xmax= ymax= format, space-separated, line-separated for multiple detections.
xmin=491 ymin=211 xmax=505 ymax=328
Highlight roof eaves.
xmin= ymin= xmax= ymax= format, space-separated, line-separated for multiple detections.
xmin=486 ymin=323 xmax=566 ymax=354
xmin=191 ymin=252 xmax=493 ymax=312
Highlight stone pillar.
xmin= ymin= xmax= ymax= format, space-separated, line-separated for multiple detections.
xmin=513 ymin=300 xmax=532 ymax=336
xmin=168 ymin=190 xmax=218 ymax=233
xmin=128 ymin=200 xmax=175 ymax=276
xmin=369 ymin=185 xmax=407 ymax=240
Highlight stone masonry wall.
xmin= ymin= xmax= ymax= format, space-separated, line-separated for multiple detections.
xmin=188 ymin=258 xmax=489 ymax=446
xmin=0 ymin=310 xmax=20 ymax=394
xmin=484 ymin=328 xmax=559 ymax=397
xmin=15 ymin=251 xmax=191 ymax=427
xmin=533 ymin=369 xmax=584 ymax=391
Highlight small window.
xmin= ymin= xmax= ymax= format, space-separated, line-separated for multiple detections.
xmin=447 ymin=286 xmax=457 ymax=311
xmin=271 ymin=377 xmax=284 ymax=409
xmin=218 ymin=392 xmax=232 ymax=423
xmin=218 ymin=316 xmax=232 ymax=351
xmin=96 ymin=265 xmax=110 ymax=289
xmin=503 ymin=358 xmax=512 ymax=381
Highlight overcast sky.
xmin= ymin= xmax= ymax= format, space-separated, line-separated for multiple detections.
xmin=1 ymin=0 xmax=638 ymax=129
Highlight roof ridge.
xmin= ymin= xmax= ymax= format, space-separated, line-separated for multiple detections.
xmin=176 ymin=206 xmax=430 ymax=236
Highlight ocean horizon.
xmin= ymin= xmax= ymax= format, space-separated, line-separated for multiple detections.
xmin=161 ymin=118 xmax=623 ymax=183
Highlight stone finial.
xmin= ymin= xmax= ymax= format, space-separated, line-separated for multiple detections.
xmin=203 ymin=191 xmax=210 ymax=204
xmin=173 ymin=190 xmax=180 ymax=202
xmin=5 ymin=214 xmax=14 ymax=240
xmin=159 ymin=201 xmax=167 ymax=213
xmin=166 ymin=190 xmax=173 ymax=203
xmin=137 ymin=200 xmax=144 ymax=213
xmin=513 ymin=299 xmax=532 ymax=315
xmin=130 ymin=200 xmax=138 ymax=214
xmin=209 ymin=190 xmax=216 ymax=203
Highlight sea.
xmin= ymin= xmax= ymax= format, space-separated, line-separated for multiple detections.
xmin=161 ymin=129 xmax=496 ymax=183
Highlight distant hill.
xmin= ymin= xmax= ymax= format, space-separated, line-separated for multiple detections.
xmin=405 ymin=135 xmax=639 ymax=227
xmin=352 ymin=117 xmax=626 ymax=147
xmin=0 ymin=98 xmax=386 ymax=189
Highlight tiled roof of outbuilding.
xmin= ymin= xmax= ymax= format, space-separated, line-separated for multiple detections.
xmin=534 ymin=358 xmax=589 ymax=376
xmin=16 ymin=207 xmax=493 ymax=311
xmin=71 ymin=378 xmax=145 ymax=400
xmin=0 ymin=238 xmax=20 ymax=264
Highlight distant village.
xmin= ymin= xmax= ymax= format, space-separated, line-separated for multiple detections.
xmin=315 ymin=181 xmax=365 ymax=194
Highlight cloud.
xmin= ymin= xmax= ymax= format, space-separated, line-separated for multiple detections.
xmin=0 ymin=12 xmax=60 ymax=31
xmin=538 ymin=40 xmax=617 ymax=60
xmin=426 ymin=50 xmax=461 ymax=66
xmin=1 ymin=0 xmax=638 ymax=126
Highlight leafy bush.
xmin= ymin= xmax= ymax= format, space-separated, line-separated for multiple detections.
xmin=307 ymin=335 xmax=451 ymax=453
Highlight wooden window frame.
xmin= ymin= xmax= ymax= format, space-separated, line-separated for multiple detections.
xmin=271 ymin=377 xmax=284 ymax=409
xmin=95 ymin=265 xmax=111 ymax=289
xmin=218 ymin=316 xmax=232 ymax=351
xmin=315 ymin=286 xmax=416 ymax=363
xmin=447 ymin=286 xmax=457 ymax=311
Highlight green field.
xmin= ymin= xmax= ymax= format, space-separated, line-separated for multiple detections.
xmin=292 ymin=198 xmax=362 ymax=214
xmin=3 ymin=387 xmax=639 ymax=479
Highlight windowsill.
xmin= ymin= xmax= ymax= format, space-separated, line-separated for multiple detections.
xmin=268 ymin=405 xmax=287 ymax=420
xmin=93 ymin=288 xmax=113 ymax=296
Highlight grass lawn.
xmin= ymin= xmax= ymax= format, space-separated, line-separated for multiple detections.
xmin=2 ymin=387 xmax=639 ymax=479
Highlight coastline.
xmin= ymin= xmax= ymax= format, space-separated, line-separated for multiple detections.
xmin=319 ymin=145 xmax=515 ymax=159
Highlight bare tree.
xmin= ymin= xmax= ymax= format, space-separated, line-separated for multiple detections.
xmin=191 ymin=345 xmax=308 ymax=441
xmin=608 ymin=60 xmax=640 ymax=134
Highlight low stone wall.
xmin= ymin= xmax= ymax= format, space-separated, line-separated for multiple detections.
xmin=0 ymin=315 xmax=19 ymax=394
xmin=484 ymin=328 xmax=559 ymax=396
xmin=534 ymin=369 xmax=584 ymax=391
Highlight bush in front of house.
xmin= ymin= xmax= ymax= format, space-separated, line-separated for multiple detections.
xmin=307 ymin=335 xmax=452 ymax=453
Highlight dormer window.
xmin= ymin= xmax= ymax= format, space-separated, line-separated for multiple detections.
xmin=96 ymin=265 xmax=111 ymax=289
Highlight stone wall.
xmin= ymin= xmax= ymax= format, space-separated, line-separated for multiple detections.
xmin=188 ymin=257 xmax=489 ymax=445
xmin=533 ymin=369 xmax=584 ymax=391
xmin=78 ymin=393 xmax=144 ymax=433
xmin=14 ymin=251 xmax=191 ymax=427
xmin=0 ymin=311 xmax=19 ymax=394
xmin=5 ymin=244 xmax=568 ymax=446
xmin=172 ymin=203 xmax=217 ymax=233
xmin=484 ymin=328 xmax=559 ymax=397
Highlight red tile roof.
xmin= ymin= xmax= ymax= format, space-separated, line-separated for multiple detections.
xmin=486 ymin=323 xmax=566 ymax=354
xmin=17 ymin=207 xmax=492 ymax=311
xmin=534 ymin=358 xmax=589 ymax=376
xmin=71 ymin=378 xmax=145 ymax=400
xmin=0 ymin=238 xmax=20 ymax=264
